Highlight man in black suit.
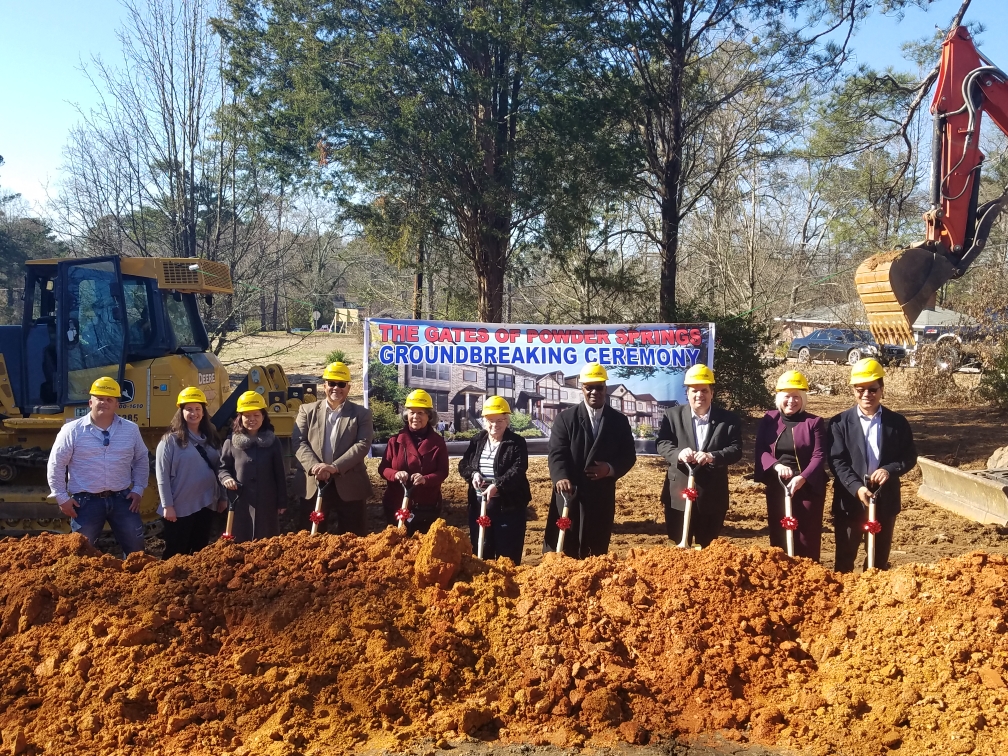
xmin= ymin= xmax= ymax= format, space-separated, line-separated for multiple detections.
xmin=542 ymin=363 xmax=637 ymax=558
xmin=656 ymin=364 xmax=743 ymax=547
xmin=828 ymin=358 xmax=917 ymax=572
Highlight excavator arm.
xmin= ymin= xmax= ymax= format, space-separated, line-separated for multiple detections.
xmin=857 ymin=26 xmax=1008 ymax=346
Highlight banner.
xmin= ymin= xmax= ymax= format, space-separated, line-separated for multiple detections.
xmin=364 ymin=319 xmax=714 ymax=439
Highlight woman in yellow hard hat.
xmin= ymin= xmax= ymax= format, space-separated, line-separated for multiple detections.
xmin=457 ymin=396 xmax=532 ymax=563
xmin=155 ymin=387 xmax=227 ymax=558
xmin=827 ymin=358 xmax=917 ymax=572
xmin=378 ymin=388 xmax=449 ymax=534
xmin=753 ymin=370 xmax=828 ymax=560
xmin=218 ymin=390 xmax=288 ymax=542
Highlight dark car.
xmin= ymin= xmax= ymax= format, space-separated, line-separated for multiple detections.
xmin=787 ymin=329 xmax=905 ymax=366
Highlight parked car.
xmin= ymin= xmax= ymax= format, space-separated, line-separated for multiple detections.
xmin=787 ymin=329 xmax=905 ymax=366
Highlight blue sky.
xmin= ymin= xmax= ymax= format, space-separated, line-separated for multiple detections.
xmin=1 ymin=0 xmax=1006 ymax=211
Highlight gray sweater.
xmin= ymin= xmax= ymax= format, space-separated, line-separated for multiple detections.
xmin=155 ymin=431 xmax=223 ymax=518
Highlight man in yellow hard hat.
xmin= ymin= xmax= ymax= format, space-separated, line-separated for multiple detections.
xmin=656 ymin=363 xmax=743 ymax=547
xmin=292 ymin=362 xmax=375 ymax=535
xmin=543 ymin=363 xmax=636 ymax=558
xmin=827 ymin=358 xmax=917 ymax=572
xmin=46 ymin=376 xmax=150 ymax=556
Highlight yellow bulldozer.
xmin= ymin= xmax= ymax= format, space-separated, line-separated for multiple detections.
xmin=0 ymin=255 xmax=316 ymax=535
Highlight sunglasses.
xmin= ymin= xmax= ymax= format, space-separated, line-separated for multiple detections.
xmin=854 ymin=386 xmax=880 ymax=395
xmin=582 ymin=384 xmax=606 ymax=393
xmin=326 ymin=381 xmax=348 ymax=389
xmin=102 ymin=429 xmax=110 ymax=447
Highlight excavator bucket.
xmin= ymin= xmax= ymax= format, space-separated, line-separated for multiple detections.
xmin=855 ymin=245 xmax=956 ymax=346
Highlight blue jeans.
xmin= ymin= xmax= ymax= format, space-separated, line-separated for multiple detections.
xmin=70 ymin=491 xmax=145 ymax=557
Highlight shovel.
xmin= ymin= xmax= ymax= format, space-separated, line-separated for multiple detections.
xmin=221 ymin=484 xmax=242 ymax=541
xmin=475 ymin=479 xmax=493 ymax=559
xmin=309 ymin=479 xmax=329 ymax=535
xmin=555 ymin=487 xmax=576 ymax=555
xmin=395 ymin=480 xmax=414 ymax=532
xmin=778 ymin=473 xmax=797 ymax=557
xmin=678 ymin=462 xmax=697 ymax=549
xmin=863 ymin=475 xmax=884 ymax=569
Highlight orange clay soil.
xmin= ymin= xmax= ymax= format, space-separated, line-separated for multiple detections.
xmin=2 ymin=525 xmax=1008 ymax=756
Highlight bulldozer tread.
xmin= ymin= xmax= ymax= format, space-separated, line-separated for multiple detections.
xmin=0 ymin=445 xmax=50 ymax=469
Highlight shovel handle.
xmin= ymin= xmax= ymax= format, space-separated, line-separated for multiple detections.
xmin=678 ymin=472 xmax=695 ymax=549
xmin=556 ymin=486 xmax=576 ymax=555
xmin=867 ymin=498 xmax=877 ymax=569
xmin=778 ymin=473 xmax=795 ymax=557
xmin=397 ymin=482 xmax=413 ymax=532
xmin=310 ymin=479 xmax=328 ymax=536
xmin=477 ymin=489 xmax=489 ymax=560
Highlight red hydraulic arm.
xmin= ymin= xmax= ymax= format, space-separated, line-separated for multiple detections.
xmin=926 ymin=26 xmax=1008 ymax=270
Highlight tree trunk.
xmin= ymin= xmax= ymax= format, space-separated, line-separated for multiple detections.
xmin=414 ymin=234 xmax=424 ymax=319
xmin=658 ymin=0 xmax=686 ymax=323
xmin=475 ymin=226 xmax=506 ymax=323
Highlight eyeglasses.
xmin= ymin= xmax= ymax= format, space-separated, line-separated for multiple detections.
xmin=582 ymin=384 xmax=606 ymax=393
xmin=326 ymin=381 xmax=348 ymax=389
xmin=853 ymin=386 xmax=880 ymax=395
xmin=101 ymin=430 xmax=110 ymax=447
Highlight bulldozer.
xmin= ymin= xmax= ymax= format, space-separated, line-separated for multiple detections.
xmin=0 ymin=255 xmax=316 ymax=535
xmin=856 ymin=25 xmax=1008 ymax=347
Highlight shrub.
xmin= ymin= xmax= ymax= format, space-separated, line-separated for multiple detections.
xmin=371 ymin=399 xmax=403 ymax=441
xmin=978 ymin=340 xmax=1008 ymax=408
xmin=509 ymin=411 xmax=533 ymax=432
xmin=326 ymin=349 xmax=352 ymax=365
xmin=368 ymin=360 xmax=407 ymax=404
xmin=453 ymin=428 xmax=480 ymax=440
xmin=517 ymin=429 xmax=544 ymax=438
xmin=634 ymin=422 xmax=656 ymax=439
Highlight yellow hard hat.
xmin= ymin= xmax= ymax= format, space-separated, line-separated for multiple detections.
xmin=89 ymin=377 xmax=121 ymax=398
xmin=236 ymin=390 xmax=267 ymax=412
xmin=775 ymin=370 xmax=809 ymax=392
xmin=176 ymin=386 xmax=208 ymax=406
xmin=580 ymin=363 xmax=608 ymax=383
xmin=683 ymin=364 xmax=715 ymax=385
xmin=849 ymin=358 xmax=885 ymax=385
xmin=322 ymin=362 xmax=351 ymax=382
xmin=481 ymin=396 xmax=511 ymax=416
xmin=404 ymin=389 xmax=433 ymax=409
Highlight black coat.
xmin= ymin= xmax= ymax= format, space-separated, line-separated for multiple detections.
xmin=458 ymin=428 xmax=532 ymax=511
xmin=219 ymin=430 xmax=288 ymax=542
xmin=656 ymin=404 xmax=743 ymax=514
xmin=542 ymin=402 xmax=637 ymax=557
xmin=827 ymin=406 xmax=917 ymax=519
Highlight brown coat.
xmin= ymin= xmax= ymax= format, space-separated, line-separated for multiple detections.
xmin=293 ymin=399 xmax=375 ymax=501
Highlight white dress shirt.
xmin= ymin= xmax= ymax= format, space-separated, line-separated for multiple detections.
xmin=47 ymin=413 xmax=149 ymax=505
xmin=858 ymin=407 xmax=882 ymax=475
xmin=583 ymin=400 xmax=604 ymax=436
xmin=322 ymin=401 xmax=345 ymax=464
xmin=691 ymin=409 xmax=711 ymax=450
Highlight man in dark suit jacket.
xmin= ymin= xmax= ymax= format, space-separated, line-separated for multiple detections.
xmin=542 ymin=364 xmax=637 ymax=558
xmin=292 ymin=362 xmax=375 ymax=536
xmin=828 ymin=358 xmax=917 ymax=572
xmin=656 ymin=364 xmax=743 ymax=547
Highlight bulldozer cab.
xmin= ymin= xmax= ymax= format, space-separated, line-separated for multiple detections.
xmin=5 ymin=256 xmax=213 ymax=416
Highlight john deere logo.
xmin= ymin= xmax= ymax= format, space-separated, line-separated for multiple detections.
xmin=120 ymin=380 xmax=136 ymax=403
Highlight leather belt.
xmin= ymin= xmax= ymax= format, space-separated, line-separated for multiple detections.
xmin=73 ymin=489 xmax=127 ymax=499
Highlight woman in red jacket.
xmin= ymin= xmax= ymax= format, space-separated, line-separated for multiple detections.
xmin=379 ymin=389 xmax=450 ymax=534
xmin=754 ymin=370 xmax=828 ymax=561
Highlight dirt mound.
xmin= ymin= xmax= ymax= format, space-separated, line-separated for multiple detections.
xmin=2 ymin=528 xmax=1008 ymax=754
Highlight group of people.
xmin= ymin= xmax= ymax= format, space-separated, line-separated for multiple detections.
xmin=46 ymin=356 xmax=917 ymax=573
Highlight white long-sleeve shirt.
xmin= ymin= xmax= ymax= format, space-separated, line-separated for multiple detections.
xmin=47 ymin=414 xmax=149 ymax=505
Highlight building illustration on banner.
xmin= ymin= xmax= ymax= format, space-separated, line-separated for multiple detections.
xmin=367 ymin=320 xmax=715 ymax=436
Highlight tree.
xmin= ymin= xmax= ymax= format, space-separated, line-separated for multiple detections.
xmin=216 ymin=0 xmax=635 ymax=322
xmin=607 ymin=0 xmax=925 ymax=320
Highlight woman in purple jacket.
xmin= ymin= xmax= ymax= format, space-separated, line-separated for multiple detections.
xmin=754 ymin=370 xmax=827 ymax=560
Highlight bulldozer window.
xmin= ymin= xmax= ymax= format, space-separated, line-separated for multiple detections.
xmin=123 ymin=278 xmax=156 ymax=352
xmin=25 ymin=274 xmax=58 ymax=407
xmin=65 ymin=262 xmax=125 ymax=403
xmin=164 ymin=293 xmax=199 ymax=349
